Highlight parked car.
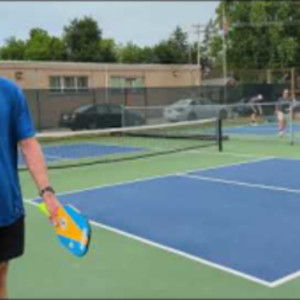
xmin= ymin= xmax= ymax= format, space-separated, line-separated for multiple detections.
xmin=59 ymin=104 xmax=145 ymax=130
xmin=163 ymin=98 xmax=230 ymax=122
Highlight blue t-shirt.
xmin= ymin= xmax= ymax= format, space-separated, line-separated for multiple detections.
xmin=0 ymin=76 xmax=35 ymax=227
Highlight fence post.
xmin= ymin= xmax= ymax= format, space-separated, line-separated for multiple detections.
xmin=36 ymin=89 xmax=41 ymax=131
xmin=217 ymin=118 xmax=223 ymax=152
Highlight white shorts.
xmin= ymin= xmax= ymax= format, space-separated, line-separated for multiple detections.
xmin=276 ymin=111 xmax=286 ymax=121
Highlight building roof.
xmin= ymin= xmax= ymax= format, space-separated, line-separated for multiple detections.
xmin=0 ymin=60 xmax=199 ymax=71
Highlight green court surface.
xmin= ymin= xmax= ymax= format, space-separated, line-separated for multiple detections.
xmin=9 ymin=138 xmax=300 ymax=299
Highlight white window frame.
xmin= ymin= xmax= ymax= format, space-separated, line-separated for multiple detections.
xmin=109 ymin=76 xmax=145 ymax=92
xmin=49 ymin=75 xmax=89 ymax=93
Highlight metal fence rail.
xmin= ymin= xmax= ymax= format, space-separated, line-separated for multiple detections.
xmin=24 ymin=83 xmax=288 ymax=131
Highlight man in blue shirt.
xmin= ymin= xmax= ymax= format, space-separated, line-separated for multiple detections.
xmin=0 ymin=76 xmax=60 ymax=299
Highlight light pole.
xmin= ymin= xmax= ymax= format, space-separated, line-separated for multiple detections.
xmin=192 ymin=24 xmax=205 ymax=86
xmin=222 ymin=4 xmax=228 ymax=105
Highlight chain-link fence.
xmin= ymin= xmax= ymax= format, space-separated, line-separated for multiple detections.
xmin=24 ymin=82 xmax=290 ymax=131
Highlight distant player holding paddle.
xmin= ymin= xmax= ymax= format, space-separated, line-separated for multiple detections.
xmin=0 ymin=76 xmax=60 ymax=299
xmin=276 ymin=89 xmax=294 ymax=137
xmin=249 ymin=93 xmax=264 ymax=126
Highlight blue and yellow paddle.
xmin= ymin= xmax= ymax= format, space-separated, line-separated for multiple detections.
xmin=39 ymin=202 xmax=91 ymax=257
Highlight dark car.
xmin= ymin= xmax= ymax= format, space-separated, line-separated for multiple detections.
xmin=59 ymin=104 xmax=145 ymax=130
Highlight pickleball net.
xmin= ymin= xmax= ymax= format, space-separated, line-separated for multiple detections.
xmin=18 ymin=117 xmax=224 ymax=170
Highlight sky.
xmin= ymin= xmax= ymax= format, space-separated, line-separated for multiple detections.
xmin=0 ymin=1 xmax=219 ymax=47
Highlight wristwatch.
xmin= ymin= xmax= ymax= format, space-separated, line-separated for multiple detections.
xmin=39 ymin=186 xmax=55 ymax=197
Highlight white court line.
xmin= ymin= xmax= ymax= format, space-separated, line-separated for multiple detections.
xmin=179 ymin=174 xmax=300 ymax=195
xmin=25 ymin=198 xmax=299 ymax=288
xmin=23 ymin=199 xmax=272 ymax=288
xmin=185 ymin=149 xmax=260 ymax=158
xmin=24 ymin=156 xmax=279 ymax=288
xmin=44 ymin=156 xmax=73 ymax=162
xmin=44 ymin=144 xmax=148 ymax=165
xmin=270 ymin=270 xmax=300 ymax=288
xmin=175 ymin=172 xmax=300 ymax=287
xmin=30 ymin=156 xmax=275 ymax=199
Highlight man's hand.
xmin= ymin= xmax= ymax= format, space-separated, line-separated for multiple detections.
xmin=43 ymin=192 xmax=61 ymax=227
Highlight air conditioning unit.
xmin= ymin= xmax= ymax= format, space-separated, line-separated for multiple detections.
xmin=15 ymin=71 xmax=23 ymax=80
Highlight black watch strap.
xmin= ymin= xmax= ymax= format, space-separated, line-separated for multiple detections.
xmin=40 ymin=186 xmax=55 ymax=197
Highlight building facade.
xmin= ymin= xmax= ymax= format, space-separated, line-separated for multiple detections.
xmin=0 ymin=61 xmax=201 ymax=130
xmin=0 ymin=61 xmax=201 ymax=90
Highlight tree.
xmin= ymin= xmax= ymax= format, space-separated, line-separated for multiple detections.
xmin=169 ymin=26 xmax=189 ymax=63
xmin=63 ymin=16 xmax=102 ymax=62
xmin=99 ymin=39 xmax=117 ymax=62
xmin=153 ymin=26 xmax=189 ymax=64
xmin=24 ymin=28 xmax=66 ymax=61
xmin=0 ymin=37 xmax=26 ymax=60
xmin=48 ymin=37 xmax=67 ymax=61
xmin=201 ymin=19 xmax=219 ymax=70
xmin=210 ymin=1 xmax=300 ymax=69
xmin=117 ymin=42 xmax=143 ymax=63
xmin=0 ymin=19 xmax=196 ymax=65
xmin=116 ymin=43 xmax=155 ymax=63
xmin=139 ymin=46 xmax=154 ymax=63
xmin=153 ymin=40 xmax=177 ymax=63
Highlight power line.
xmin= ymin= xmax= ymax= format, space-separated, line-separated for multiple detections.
xmin=191 ymin=24 xmax=206 ymax=67
xmin=231 ymin=20 xmax=300 ymax=28
xmin=191 ymin=23 xmax=207 ymax=85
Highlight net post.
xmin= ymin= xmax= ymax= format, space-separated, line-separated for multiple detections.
xmin=217 ymin=118 xmax=223 ymax=152
xmin=290 ymin=102 xmax=294 ymax=146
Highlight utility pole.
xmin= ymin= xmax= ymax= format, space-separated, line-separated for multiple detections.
xmin=192 ymin=24 xmax=201 ymax=68
xmin=191 ymin=23 xmax=206 ymax=86
xmin=222 ymin=4 xmax=228 ymax=105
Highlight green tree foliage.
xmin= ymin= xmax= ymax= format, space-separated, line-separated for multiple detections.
xmin=154 ymin=26 xmax=189 ymax=64
xmin=0 ymin=18 xmax=192 ymax=65
xmin=117 ymin=26 xmax=190 ymax=64
xmin=99 ymin=39 xmax=117 ymax=62
xmin=140 ymin=46 xmax=155 ymax=63
xmin=211 ymin=1 xmax=300 ymax=69
xmin=117 ymin=42 xmax=144 ymax=63
xmin=63 ymin=16 xmax=102 ymax=62
xmin=201 ymin=19 xmax=219 ymax=69
xmin=24 ymin=28 xmax=66 ymax=61
xmin=117 ymin=43 xmax=154 ymax=63
xmin=0 ymin=37 xmax=26 ymax=60
xmin=49 ymin=37 xmax=67 ymax=61
xmin=187 ymin=19 xmax=219 ymax=72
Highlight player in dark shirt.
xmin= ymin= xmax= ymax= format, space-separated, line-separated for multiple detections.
xmin=249 ymin=94 xmax=263 ymax=126
xmin=276 ymin=89 xmax=293 ymax=136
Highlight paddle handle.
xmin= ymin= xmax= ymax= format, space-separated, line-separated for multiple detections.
xmin=38 ymin=202 xmax=51 ymax=217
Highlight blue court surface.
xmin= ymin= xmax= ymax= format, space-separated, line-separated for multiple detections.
xmin=33 ymin=157 xmax=300 ymax=285
xmin=19 ymin=143 xmax=147 ymax=165
xmin=224 ymin=123 xmax=300 ymax=135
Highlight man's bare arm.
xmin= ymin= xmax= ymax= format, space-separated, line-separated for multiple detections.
xmin=19 ymin=137 xmax=60 ymax=225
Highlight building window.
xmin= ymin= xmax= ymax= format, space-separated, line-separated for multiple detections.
xmin=109 ymin=76 xmax=145 ymax=93
xmin=49 ymin=76 xmax=89 ymax=93
xmin=49 ymin=76 xmax=61 ymax=93
xmin=63 ymin=76 xmax=76 ymax=92
xmin=110 ymin=76 xmax=123 ymax=89
xmin=77 ymin=76 xmax=89 ymax=91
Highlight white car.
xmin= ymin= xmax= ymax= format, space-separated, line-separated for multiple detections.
xmin=163 ymin=98 xmax=229 ymax=122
